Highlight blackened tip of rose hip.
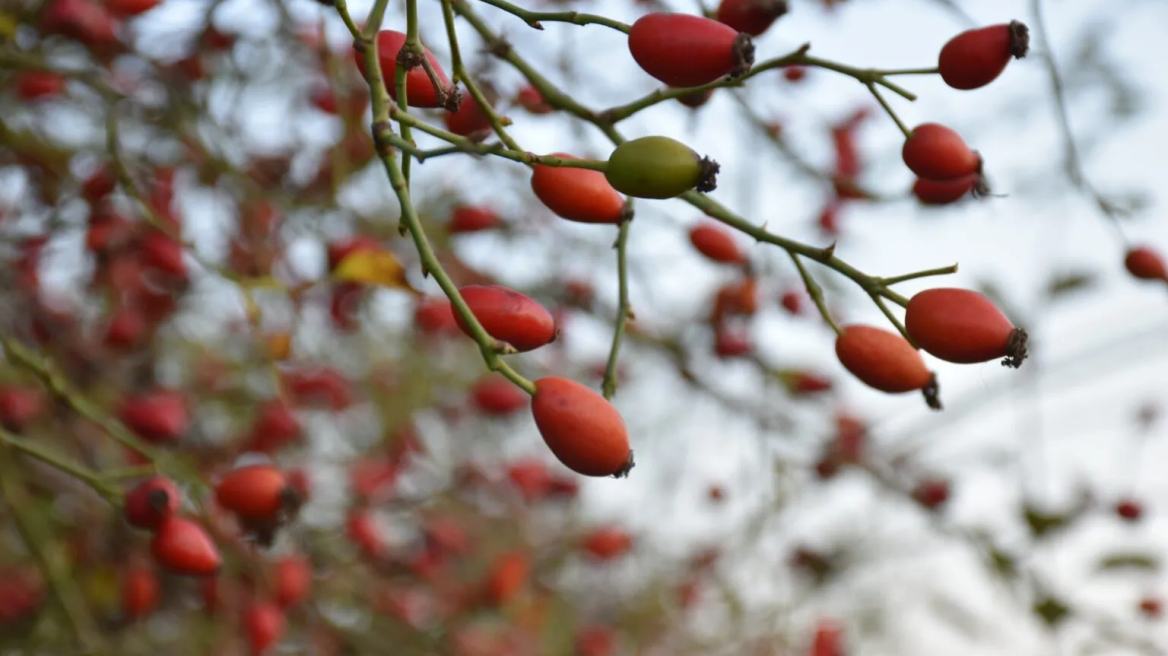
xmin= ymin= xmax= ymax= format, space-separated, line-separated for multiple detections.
xmin=696 ymin=157 xmax=720 ymax=193
xmin=972 ymin=173 xmax=992 ymax=199
xmin=618 ymin=202 xmax=636 ymax=224
xmin=731 ymin=33 xmax=755 ymax=78
xmin=1008 ymin=21 xmax=1030 ymax=59
xmin=146 ymin=488 xmax=171 ymax=512
xmin=279 ymin=485 xmax=305 ymax=518
xmin=611 ymin=450 xmax=635 ymax=479
xmin=922 ymin=373 xmax=943 ymax=411
xmin=1001 ymin=328 xmax=1029 ymax=369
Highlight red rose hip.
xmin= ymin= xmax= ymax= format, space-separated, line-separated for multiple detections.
xmin=124 ymin=476 xmax=181 ymax=530
xmin=715 ymin=0 xmax=788 ymax=37
xmin=531 ymin=377 xmax=632 ymax=477
xmin=1124 ymin=246 xmax=1168 ymax=282
xmin=902 ymin=123 xmax=981 ymax=181
xmin=454 ymin=285 xmax=557 ymax=352
xmin=689 ymin=222 xmax=746 ymax=264
xmin=912 ymin=174 xmax=979 ymax=205
xmin=354 ymin=30 xmax=452 ymax=109
xmin=628 ymin=13 xmax=754 ymax=88
xmin=835 ymin=325 xmax=940 ymax=409
xmin=905 ymin=288 xmax=1028 ymax=368
xmin=531 ymin=154 xmax=625 ymax=224
xmin=151 ymin=517 xmax=221 ymax=576
xmin=938 ymin=21 xmax=1029 ymax=90
xmin=215 ymin=464 xmax=297 ymax=522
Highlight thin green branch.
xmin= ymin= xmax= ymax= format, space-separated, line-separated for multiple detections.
xmin=0 ymin=428 xmax=121 ymax=503
xmin=602 ymin=217 xmax=634 ymax=400
xmin=337 ymin=0 xmax=537 ymax=396
xmin=0 ymin=444 xmax=105 ymax=655
xmin=878 ymin=67 xmax=940 ymax=76
xmin=477 ymin=0 xmax=631 ymax=32
xmin=1 ymin=337 xmax=160 ymax=462
xmin=789 ymin=253 xmax=841 ymax=336
xmin=441 ymin=0 xmax=522 ymax=150
xmin=866 ymin=82 xmax=910 ymax=139
xmin=879 ymin=264 xmax=959 ymax=286
xmin=442 ymin=0 xmax=945 ymax=341
xmin=870 ymin=292 xmax=917 ymax=347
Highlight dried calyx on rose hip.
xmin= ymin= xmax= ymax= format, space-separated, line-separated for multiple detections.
xmin=605 ymin=136 xmax=719 ymax=199
xmin=938 ymin=21 xmax=1029 ymax=91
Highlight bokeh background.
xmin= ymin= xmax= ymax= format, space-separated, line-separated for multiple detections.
xmin=3 ymin=0 xmax=1168 ymax=654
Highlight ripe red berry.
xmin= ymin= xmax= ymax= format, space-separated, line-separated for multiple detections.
xmin=1116 ymin=498 xmax=1143 ymax=522
xmin=471 ymin=375 xmax=529 ymax=416
xmin=0 ymin=385 xmax=44 ymax=433
xmin=689 ymin=222 xmax=746 ymax=264
xmin=902 ymin=123 xmax=981 ymax=181
xmin=912 ymin=478 xmax=951 ymax=510
xmin=443 ymin=97 xmax=494 ymax=140
xmin=283 ymin=367 xmax=352 ymax=410
xmin=453 ymin=285 xmax=557 ymax=352
xmin=676 ymin=87 xmax=715 ymax=109
xmin=531 ymin=377 xmax=632 ymax=477
xmin=835 ymin=325 xmax=940 ymax=408
xmin=119 ymin=389 xmax=190 ymax=443
xmin=1124 ymin=246 xmax=1168 ymax=282
xmin=106 ymin=0 xmax=159 ymax=16
xmin=449 ymin=205 xmax=502 ymax=234
xmin=811 ymin=619 xmax=845 ymax=656
xmin=124 ymin=476 xmax=180 ymax=530
xmin=346 ymin=508 xmax=386 ymax=559
xmin=515 ymin=85 xmax=553 ymax=114
xmin=243 ymin=600 xmax=286 ymax=655
xmin=779 ymin=290 xmax=803 ymax=315
xmin=783 ymin=65 xmax=807 ymax=82
xmin=714 ymin=0 xmax=788 ymax=36
xmin=82 ymin=166 xmax=116 ymax=203
xmin=576 ymin=625 xmax=618 ymax=656
xmin=938 ymin=21 xmax=1029 ymax=90
xmin=414 ymin=296 xmax=459 ymax=335
xmin=581 ymin=526 xmax=633 ymax=560
xmin=15 ymin=71 xmax=67 ymax=101
xmin=713 ymin=326 xmax=752 ymax=358
xmin=103 ymin=306 xmax=147 ymax=350
xmin=484 ymin=551 xmax=529 ymax=605
xmin=120 ymin=563 xmax=159 ymax=621
xmin=245 ymin=400 xmax=302 ymax=453
xmin=628 ymin=13 xmax=754 ymax=88
xmin=531 ymin=154 xmax=626 ymax=224
xmin=151 ymin=517 xmax=221 ymax=576
xmin=214 ymin=464 xmax=295 ymax=523
xmin=353 ymin=31 xmax=451 ymax=109
xmin=905 ymin=288 xmax=1028 ymax=368
xmin=274 ymin=555 xmax=312 ymax=608
xmin=913 ymin=174 xmax=979 ymax=206
xmin=138 ymin=231 xmax=188 ymax=283
xmin=1139 ymin=597 xmax=1163 ymax=618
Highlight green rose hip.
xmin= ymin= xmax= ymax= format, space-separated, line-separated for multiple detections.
xmin=604 ymin=136 xmax=720 ymax=199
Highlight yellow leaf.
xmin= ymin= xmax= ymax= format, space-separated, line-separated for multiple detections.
xmin=0 ymin=12 xmax=18 ymax=40
xmin=333 ymin=249 xmax=416 ymax=292
xmin=266 ymin=332 xmax=292 ymax=360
